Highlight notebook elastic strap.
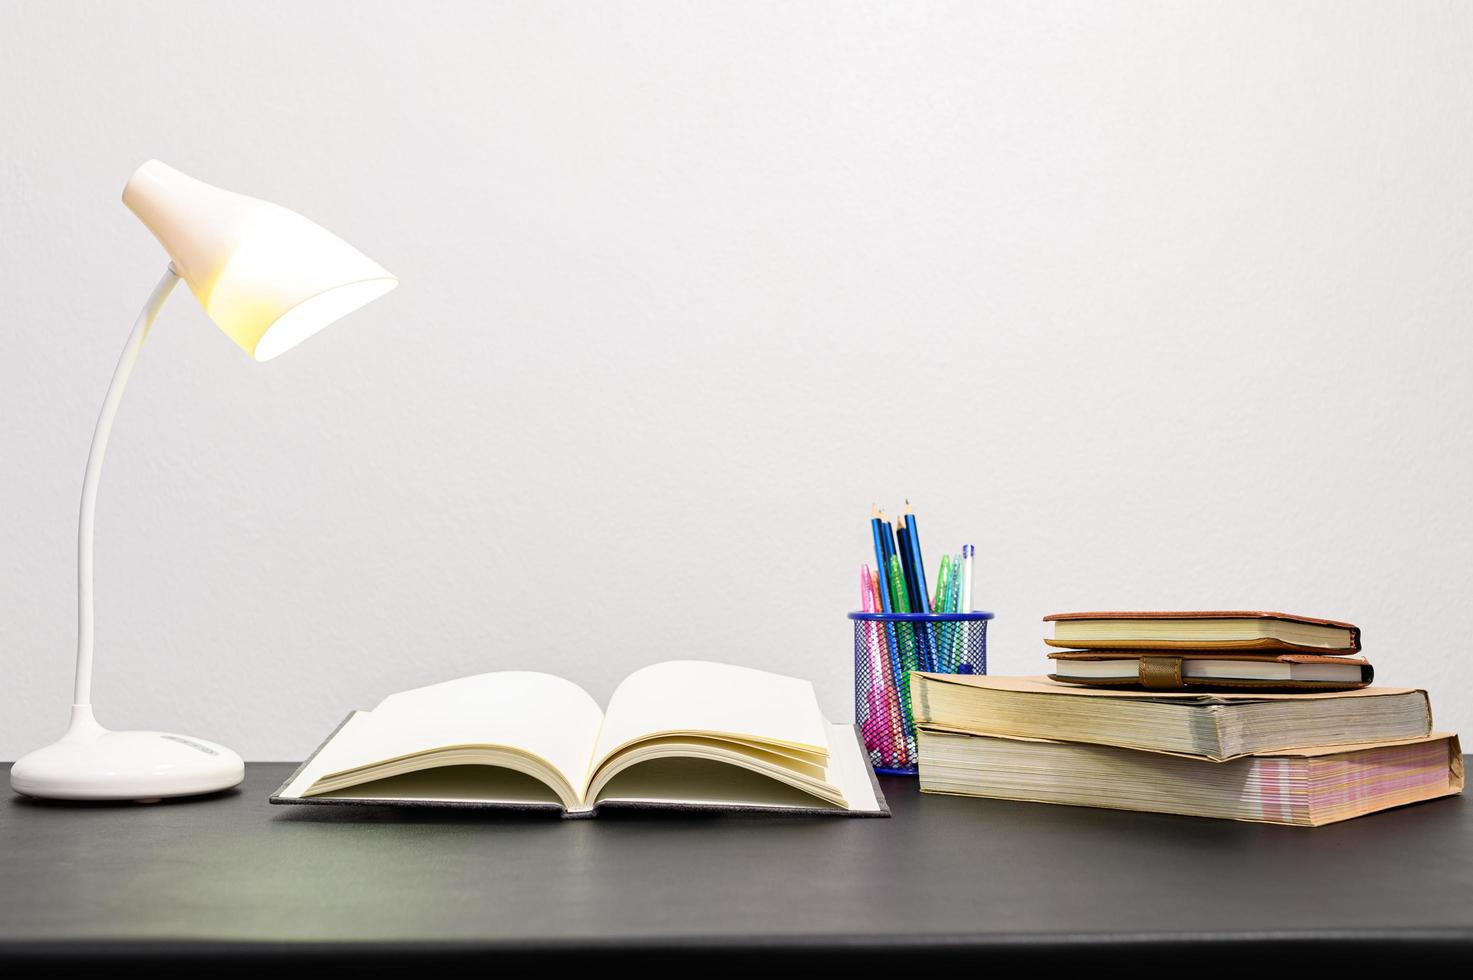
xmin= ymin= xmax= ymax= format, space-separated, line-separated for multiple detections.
xmin=1138 ymin=656 xmax=1183 ymax=689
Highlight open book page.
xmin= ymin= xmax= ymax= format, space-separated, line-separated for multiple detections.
xmin=591 ymin=723 xmax=882 ymax=813
xmin=301 ymin=760 xmax=573 ymax=807
xmin=279 ymin=672 xmax=604 ymax=804
xmin=591 ymin=661 xmax=832 ymax=772
xmin=584 ymin=733 xmax=840 ymax=808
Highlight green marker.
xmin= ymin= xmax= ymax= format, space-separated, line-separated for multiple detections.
xmin=934 ymin=554 xmax=952 ymax=613
xmin=933 ymin=554 xmax=953 ymax=671
xmin=887 ymin=553 xmax=919 ymax=731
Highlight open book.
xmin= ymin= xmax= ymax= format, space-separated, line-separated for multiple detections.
xmin=271 ymin=661 xmax=887 ymax=817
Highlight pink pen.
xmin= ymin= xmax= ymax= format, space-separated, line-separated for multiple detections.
xmin=860 ymin=566 xmax=896 ymax=766
xmin=869 ymin=568 xmax=907 ymax=767
xmin=859 ymin=567 xmax=880 ymax=758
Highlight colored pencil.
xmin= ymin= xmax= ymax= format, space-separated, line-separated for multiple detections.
xmin=879 ymin=513 xmax=902 ymax=599
xmin=902 ymin=501 xmax=938 ymax=670
xmin=902 ymin=501 xmax=932 ymax=618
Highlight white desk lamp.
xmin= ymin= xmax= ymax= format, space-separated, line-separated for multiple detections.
xmin=10 ymin=161 xmax=396 ymax=801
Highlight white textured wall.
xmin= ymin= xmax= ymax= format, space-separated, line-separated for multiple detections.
xmin=2 ymin=1 xmax=1470 ymax=760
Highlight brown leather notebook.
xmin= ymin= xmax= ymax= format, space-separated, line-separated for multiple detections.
xmin=1048 ymin=650 xmax=1373 ymax=691
xmin=1044 ymin=610 xmax=1361 ymax=654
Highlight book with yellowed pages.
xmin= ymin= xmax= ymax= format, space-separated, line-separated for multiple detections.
xmin=909 ymin=673 xmax=1431 ymax=762
xmin=917 ymin=728 xmax=1462 ymax=827
xmin=271 ymin=661 xmax=888 ymax=818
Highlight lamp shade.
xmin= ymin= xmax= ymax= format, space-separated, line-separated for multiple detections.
xmin=122 ymin=160 xmax=396 ymax=360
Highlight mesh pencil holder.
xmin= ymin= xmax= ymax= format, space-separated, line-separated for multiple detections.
xmin=848 ymin=611 xmax=992 ymax=775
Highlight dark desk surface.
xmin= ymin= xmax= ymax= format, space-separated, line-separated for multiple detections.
xmin=2 ymin=763 xmax=1471 ymax=966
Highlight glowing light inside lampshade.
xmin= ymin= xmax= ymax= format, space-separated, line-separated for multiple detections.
xmin=251 ymin=279 xmax=398 ymax=361
xmin=123 ymin=160 xmax=396 ymax=361
xmin=196 ymin=205 xmax=397 ymax=360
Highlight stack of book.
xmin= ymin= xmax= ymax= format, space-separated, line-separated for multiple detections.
xmin=1043 ymin=610 xmax=1374 ymax=690
xmin=910 ymin=611 xmax=1463 ymax=826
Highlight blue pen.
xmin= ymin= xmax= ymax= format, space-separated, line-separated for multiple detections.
xmin=956 ymin=543 xmax=976 ymax=673
xmin=948 ymin=552 xmax=963 ymax=670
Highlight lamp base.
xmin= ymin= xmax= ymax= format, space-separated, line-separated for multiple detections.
xmin=10 ymin=705 xmax=244 ymax=801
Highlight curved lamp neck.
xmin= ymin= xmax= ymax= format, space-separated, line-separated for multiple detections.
xmin=74 ymin=266 xmax=179 ymax=706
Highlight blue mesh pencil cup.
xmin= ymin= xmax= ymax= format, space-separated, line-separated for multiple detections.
xmin=849 ymin=610 xmax=992 ymax=775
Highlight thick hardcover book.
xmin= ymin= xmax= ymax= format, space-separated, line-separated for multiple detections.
xmin=918 ymin=728 xmax=1462 ymax=827
xmin=1043 ymin=610 xmax=1361 ymax=653
xmin=909 ymin=673 xmax=1430 ymax=762
xmin=270 ymin=661 xmax=888 ymax=818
